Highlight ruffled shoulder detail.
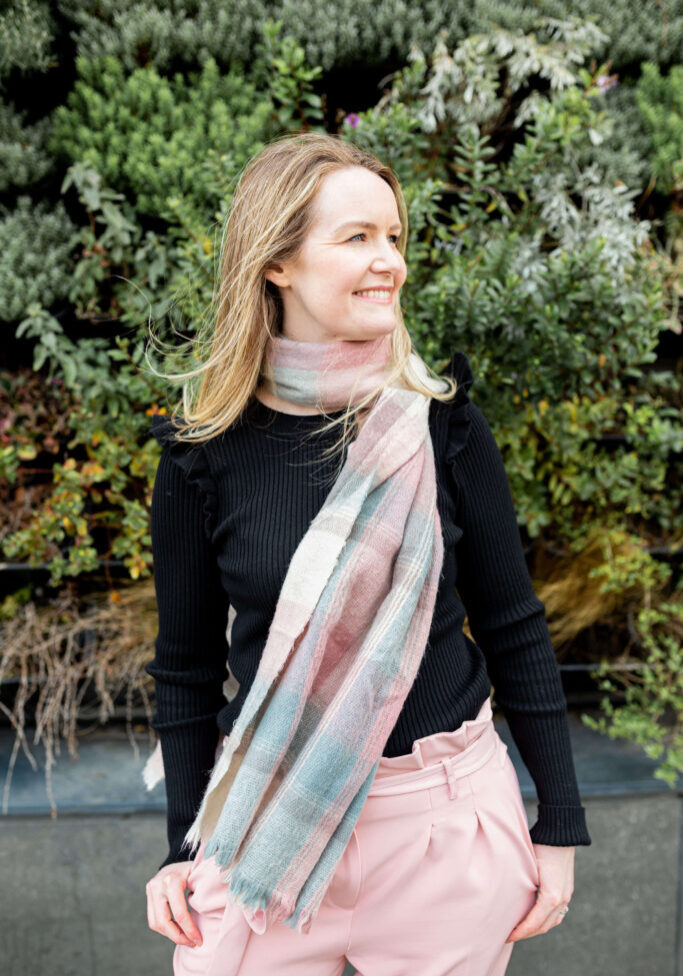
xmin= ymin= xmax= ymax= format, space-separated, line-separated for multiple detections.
xmin=441 ymin=351 xmax=475 ymax=468
xmin=150 ymin=414 xmax=218 ymax=542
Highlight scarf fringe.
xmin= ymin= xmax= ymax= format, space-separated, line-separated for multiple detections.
xmin=213 ymin=856 xmax=320 ymax=937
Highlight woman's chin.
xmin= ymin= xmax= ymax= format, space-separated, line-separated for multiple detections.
xmin=343 ymin=318 xmax=397 ymax=342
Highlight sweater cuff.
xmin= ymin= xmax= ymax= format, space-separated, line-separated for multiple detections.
xmin=529 ymin=803 xmax=592 ymax=846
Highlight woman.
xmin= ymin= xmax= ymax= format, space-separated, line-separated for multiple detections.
xmin=144 ymin=132 xmax=591 ymax=976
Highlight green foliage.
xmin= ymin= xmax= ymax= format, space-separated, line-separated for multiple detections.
xmin=5 ymin=169 xmax=190 ymax=586
xmin=496 ymin=388 xmax=683 ymax=541
xmin=3 ymin=308 xmax=166 ymax=587
xmin=37 ymin=154 xmax=234 ymax=349
xmin=4 ymin=19 xmax=331 ymax=588
xmin=0 ymin=195 xmax=79 ymax=323
xmin=635 ymin=62 xmax=683 ymax=194
xmin=57 ymin=0 xmax=266 ymax=72
xmin=1 ymin=421 xmax=160 ymax=583
xmin=59 ymin=162 xmax=148 ymax=319
xmin=11 ymin=14 xmax=679 ymax=579
xmin=48 ymin=54 xmax=276 ymax=220
xmin=342 ymin=25 xmax=681 ymax=546
xmin=56 ymin=0 xmax=682 ymax=74
xmin=16 ymin=304 xmax=163 ymax=423
xmin=0 ymin=367 xmax=74 ymax=486
xmin=577 ymin=80 xmax=654 ymax=195
xmin=0 ymin=584 xmax=32 ymax=622
xmin=251 ymin=19 xmax=325 ymax=131
xmin=0 ymin=102 xmax=55 ymax=192
xmin=0 ymin=0 xmax=54 ymax=79
xmin=342 ymin=18 xmax=610 ymax=178
xmin=582 ymin=534 xmax=682 ymax=789
xmin=43 ymin=20 xmax=327 ymax=331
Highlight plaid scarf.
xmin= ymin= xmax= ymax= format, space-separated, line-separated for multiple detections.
xmin=181 ymin=333 xmax=449 ymax=935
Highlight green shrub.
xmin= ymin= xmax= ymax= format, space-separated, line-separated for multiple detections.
xmin=575 ymin=81 xmax=655 ymax=195
xmin=0 ymin=102 xmax=55 ymax=192
xmin=0 ymin=0 xmax=54 ymax=79
xmin=57 ymin=0 xmax=682 ymax=74
xmin=48 ymin=54 xmax=276 ymax=220
xmin=635 ymin=62 xmax=683 ymax=194
xmin=12 ymin=16 xmax=679 ymax=576
xmin=340 ymin=26 xmax=681 ymax=541
xmin=582 ymin=538 xmax=682 ymax=789
xmin=0 ymin=195 xmax=79 ymax=323
xmin=45 ymin=21 xmax=326 ymax=329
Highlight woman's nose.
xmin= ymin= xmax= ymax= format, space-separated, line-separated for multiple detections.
xmin=371 ymin=241 xmax=405 ymax=272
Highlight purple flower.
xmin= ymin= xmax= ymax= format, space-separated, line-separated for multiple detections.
xmin=344 ymin=113 xmax=360 ymax=129
xmin=596 ymin=74 xmax=618 ymax=93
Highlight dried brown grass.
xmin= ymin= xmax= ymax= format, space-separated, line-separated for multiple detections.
xmin=0 ymin=580 xmax=158 ymax=816
xmin=533 ymin=533 xmax=635 ymax=648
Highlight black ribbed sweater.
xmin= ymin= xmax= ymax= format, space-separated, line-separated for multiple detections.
xmin=146 ymin=352 xmax=591 ymax=869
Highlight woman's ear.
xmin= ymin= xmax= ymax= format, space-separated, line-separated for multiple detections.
xmin=265 ymin=263 xmax=290 ymax=289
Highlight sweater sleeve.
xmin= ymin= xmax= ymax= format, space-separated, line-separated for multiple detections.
xmin=146 ymin=419 xmax=231 ymax=870
xmin=448 ymin=389 xmax=591 ymax=847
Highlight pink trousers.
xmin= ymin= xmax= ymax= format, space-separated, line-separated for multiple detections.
xmin=173 ymin=696 xmax=540 ymax=976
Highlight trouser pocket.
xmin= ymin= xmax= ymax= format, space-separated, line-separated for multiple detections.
xmin=465 ymin=733 xmax=540 ymax=889
xmin=186 ymin=849 xmax=231 ymax=919
xmin=498 ymin=749 xmax=540 ymax=884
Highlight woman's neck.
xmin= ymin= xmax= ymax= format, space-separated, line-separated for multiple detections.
xmin=254 ymin=384 xmax=326 ymax=416
xmin=253 ymin=383 xmax=372 ymax=431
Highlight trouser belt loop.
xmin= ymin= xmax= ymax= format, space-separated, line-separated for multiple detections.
xmin=440 ymin=758 xmax=459 ymax=800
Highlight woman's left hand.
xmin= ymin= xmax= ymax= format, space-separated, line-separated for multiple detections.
xmin=505 ymin=844 xmax=575 ymax=943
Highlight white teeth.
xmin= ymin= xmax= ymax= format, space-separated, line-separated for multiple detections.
xmin=354 ymin=290 xmax=392 ymax=299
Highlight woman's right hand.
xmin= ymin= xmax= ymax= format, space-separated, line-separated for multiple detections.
xmin=146 ymin=861 xmax=204 ymax=949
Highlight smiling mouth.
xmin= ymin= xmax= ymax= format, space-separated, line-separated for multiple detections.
xmin=353 ymin=290 xmax=394 ymax=303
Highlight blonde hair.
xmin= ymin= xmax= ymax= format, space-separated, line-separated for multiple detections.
xmin=145 ymin=131 xmax=459 ymax=464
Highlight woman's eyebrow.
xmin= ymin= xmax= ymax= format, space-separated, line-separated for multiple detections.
xmin=333 ymin=220 xmax=402 ymax=233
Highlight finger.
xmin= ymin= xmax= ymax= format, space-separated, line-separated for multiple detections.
xmin=167 ymin=893 xmax=204 ymax=947
xmin=505 ymin=907 xmax=543 ymax=943
xmin=146 ymin=881 xmax=197 ymax=947
xmin=507 ymin=903 xmax=569 ymax=943
xmin=162 ymin=875 xmax=204 ymax=946
xmin=152 ymin=893 xmax=198 ymax=947
xmin=505 ymin=899 xmax=561 ymax=943
xmin=146 ymin=883 xmax=155 ymax=931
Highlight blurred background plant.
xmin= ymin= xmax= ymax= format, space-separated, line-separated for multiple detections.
xmin=0 ymin=3 xmax=680 ymax=804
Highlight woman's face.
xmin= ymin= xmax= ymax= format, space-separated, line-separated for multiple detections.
xmin=265 ymin=166 xmax=407 ymax=343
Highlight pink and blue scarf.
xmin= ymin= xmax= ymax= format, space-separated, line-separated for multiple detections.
xmin=178 ymin=333 xmax=449 ymax=935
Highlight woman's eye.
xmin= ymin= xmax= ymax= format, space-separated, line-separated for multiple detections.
xmin=348 ymin=233 xmax=399 ymax=244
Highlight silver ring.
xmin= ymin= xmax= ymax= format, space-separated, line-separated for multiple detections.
xmin=559 ymin=905 xmax=569 ymax=915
